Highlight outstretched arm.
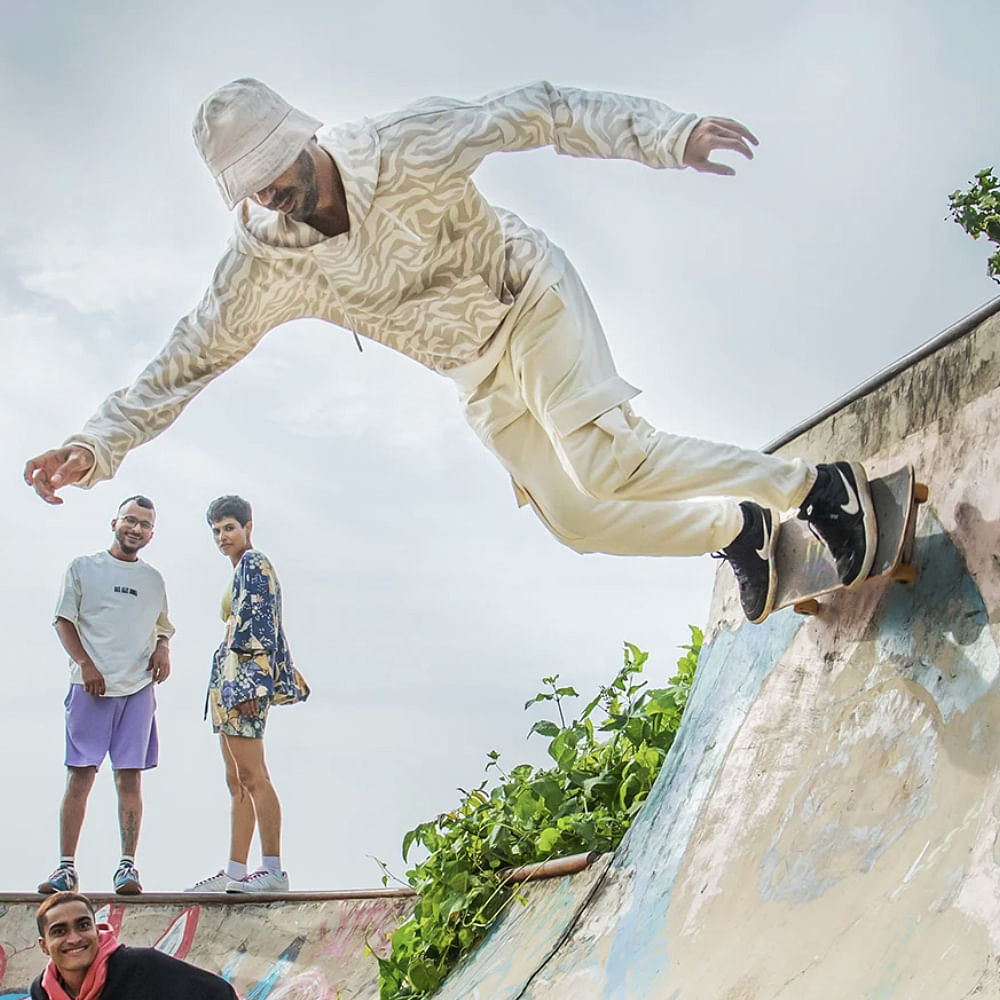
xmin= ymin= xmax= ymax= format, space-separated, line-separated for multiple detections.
xmin=24 ymin=248 xmax=277 ymax=503
xmin=380 ymin=80 xmax=755 ymax=179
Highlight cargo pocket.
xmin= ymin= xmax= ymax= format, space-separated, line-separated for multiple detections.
xmin=592 ymin=405 xmax=651 ymax=484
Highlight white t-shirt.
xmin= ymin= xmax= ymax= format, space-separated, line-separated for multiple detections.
xmin=53 ymin=550 xmax=175 ymax=697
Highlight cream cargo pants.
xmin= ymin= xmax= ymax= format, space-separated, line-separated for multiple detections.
xmin=457 ymin=258 xmax=815 ymax=557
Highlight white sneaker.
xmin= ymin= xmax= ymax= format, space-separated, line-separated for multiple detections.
xmin=185 ymin=870 xmax=232 ymax=893
xmin=225 ymin=869 xmax=289 ymax=894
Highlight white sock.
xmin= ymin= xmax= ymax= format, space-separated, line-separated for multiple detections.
xmin=226 ymin=860 xmax=248 ymax=879
xmin=60 ymin=856 xmax=76 ymax=870
xmin=262 ymin=855 xmax=282 ymax=874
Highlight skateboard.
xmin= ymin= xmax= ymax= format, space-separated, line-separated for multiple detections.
xmin=772 ymin=464 xmax=928 ymax=616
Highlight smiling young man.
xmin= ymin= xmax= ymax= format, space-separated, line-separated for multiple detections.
xmin=186 ymin=495 xmax=308 ymax=895
xmin=38 ymin=497 xmax=174 ymax=897
xmin=24 ymin=79 xmax=877 ymax=624
xmin=32 ymin=892 xmax=237 ymax=999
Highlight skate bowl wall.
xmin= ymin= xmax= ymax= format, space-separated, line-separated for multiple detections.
xmin=429 ymin=302 xmax=1000 ymax=999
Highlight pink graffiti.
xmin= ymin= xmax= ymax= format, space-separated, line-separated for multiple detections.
xmin=313 ymin=900 xmax=407 ymax=959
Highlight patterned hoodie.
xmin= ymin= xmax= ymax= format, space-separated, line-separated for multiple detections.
xmin=65 ymin=81 xmax=698 ymax=485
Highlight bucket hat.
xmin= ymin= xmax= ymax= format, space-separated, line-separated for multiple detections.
xmin=192 ymin=78 xmax=323 ymax=210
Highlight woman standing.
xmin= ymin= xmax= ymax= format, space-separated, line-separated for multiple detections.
xmin=187 ymin=495 xmax=309 ymax=893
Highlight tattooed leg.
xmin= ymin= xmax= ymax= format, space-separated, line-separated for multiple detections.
xmin=114 ymin=769 xmax=143 ymax=857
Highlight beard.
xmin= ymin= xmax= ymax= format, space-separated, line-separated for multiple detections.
xmin=287 ymin=149 xmax=320 ymax=221
xmin=115 ymin=531 xmax=143 ymax=555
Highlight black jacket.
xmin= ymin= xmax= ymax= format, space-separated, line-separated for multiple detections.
xmin=30 ymin=946 xmax=238 ymax=999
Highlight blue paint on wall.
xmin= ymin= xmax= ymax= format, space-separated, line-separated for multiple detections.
xmin=876 ymin=515 xmax=993 ymax=721
xmin=602 ymin=609 xmax=805 ymax=998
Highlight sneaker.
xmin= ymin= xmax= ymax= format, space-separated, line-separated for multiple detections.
xmin=38 ymin=865 xmax=78 ymax=895
xmin=713 ymin=502 xmax=780 ymax=624
xmin=185 ymin=870 xmax=232 ymax=893
xmin=113 ymin=862 xmax=143 ymax=896
xmin=798 ymin=462 xmax=877 ymax=589
xmin=225 ymin=869 xmax=289 ymax=894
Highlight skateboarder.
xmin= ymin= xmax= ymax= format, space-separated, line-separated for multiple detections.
xmin=39 ymin=496 xmax=174 ymax=897
xmin=185 ymin=495 xmax=308 ymax=894
xmin=32 ymin=892 xmax=237 ymax=999
xmin=23 ymin=79 xmax=877 ymax=623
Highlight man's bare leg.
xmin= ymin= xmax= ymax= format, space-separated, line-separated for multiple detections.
xmin=60 ymin=766 xmax=97 ymax=856
xmin=114 ymin=769 xmax=142 ymax=857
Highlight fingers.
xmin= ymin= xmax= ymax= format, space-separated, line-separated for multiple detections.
xmin=698 ymin=160 xmax=737 ymax=177
xmin=24 ymin=457 xmax=62 ymax=505
xmin=712 ymin=117 xmax=758 ymax=146
xmin=51 ymin=449 xmax=93 ymax=488
xmin=24 ymin=447 xmax=93 ymax=504
xmin=709 ymin=135 xmax=756 ymax=161
xmin=685 ymin=117 xmax=759 ymax=175
xmin=23 ymin=457 xmax=41 ymax=487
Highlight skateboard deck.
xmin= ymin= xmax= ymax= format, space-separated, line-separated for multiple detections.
xmin=772 ymin=465 xmax=927 ymax=616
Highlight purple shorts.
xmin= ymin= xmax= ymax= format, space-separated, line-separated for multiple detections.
xmin=64 ymin=683 xmax=159 ymax=771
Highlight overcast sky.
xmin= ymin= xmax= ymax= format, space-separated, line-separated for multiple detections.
xmin=1 ymin=0 xmax=998 ymax=893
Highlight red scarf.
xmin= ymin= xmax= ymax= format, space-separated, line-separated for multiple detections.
xmin=42 ymin=924 xmax=121 ymax=1000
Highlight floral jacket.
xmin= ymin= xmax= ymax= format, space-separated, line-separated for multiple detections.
xmin=208 ymin=549 xmax=309 ymax=711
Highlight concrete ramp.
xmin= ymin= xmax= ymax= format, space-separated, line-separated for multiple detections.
xmin=3 ymin=300 xmax=999 ymax=1000
xmin=433 ymin=301 xmax=1000 ymax=999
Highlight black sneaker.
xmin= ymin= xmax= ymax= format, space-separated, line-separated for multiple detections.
xmin=713 ymin=502 xmax=780 ymax=624
xmin=797 ymin=462 xmax=877 ymax=588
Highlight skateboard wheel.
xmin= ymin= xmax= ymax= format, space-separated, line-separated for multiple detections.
xmin=793 ymin=599 xmax=820 ymax=616
xmin=914 ymin=482 xmax=929 ymax=504
xmin=891 ymin=563 xmax=918 ymax=584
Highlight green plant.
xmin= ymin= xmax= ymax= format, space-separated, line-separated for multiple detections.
xmin=949 ymin=167 xmax=1000 ymax=283
xmin=373 ymin=628 xmax=703 ymax=1000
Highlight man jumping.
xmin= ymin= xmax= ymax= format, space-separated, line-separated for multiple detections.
xmin=23 ymin=79 xmax=876 ymax=623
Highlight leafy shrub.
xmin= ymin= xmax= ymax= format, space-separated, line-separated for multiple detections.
xmin=949 ymin=167 xmax=1000 ymax=282
xmin=374 ymin=628 xmax=702 ymax=999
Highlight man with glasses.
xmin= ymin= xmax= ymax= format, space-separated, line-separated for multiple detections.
xmin=39 ymin=496 xmax=174 ymax=897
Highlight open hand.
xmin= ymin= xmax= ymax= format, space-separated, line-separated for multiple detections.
xmin=683 ymin=117 xmax=758 ymax=176
xmin=24 ymin=446 xmax=95 ymax=504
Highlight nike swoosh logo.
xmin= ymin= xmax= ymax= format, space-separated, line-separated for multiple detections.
xmin=837 ymin=468 xmax=860 ymax=516
xmin=755 ymin=520 xmax=772 ymax=561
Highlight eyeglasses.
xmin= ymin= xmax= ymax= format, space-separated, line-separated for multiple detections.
xmin=119 ymin=515 xmax=154 ymax=531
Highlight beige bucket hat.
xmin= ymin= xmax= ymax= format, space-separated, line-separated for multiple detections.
xmin=192 ymin=78 xmax=323 ymax=210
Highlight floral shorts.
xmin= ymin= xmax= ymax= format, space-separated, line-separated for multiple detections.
xmin=209 ymin=688 xmax=269 ymax=739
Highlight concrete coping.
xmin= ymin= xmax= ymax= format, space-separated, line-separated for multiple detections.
xmin=0 ymin=851 xmax=605 ymax=906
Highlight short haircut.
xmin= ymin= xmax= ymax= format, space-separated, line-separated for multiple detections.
xmin=206 ymin=495 xmax=253 ymax=527
xmin=37 ymin=892 xmax=95 ymax=936
xmin=117 ymin=495 xmax=155 ymax=514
